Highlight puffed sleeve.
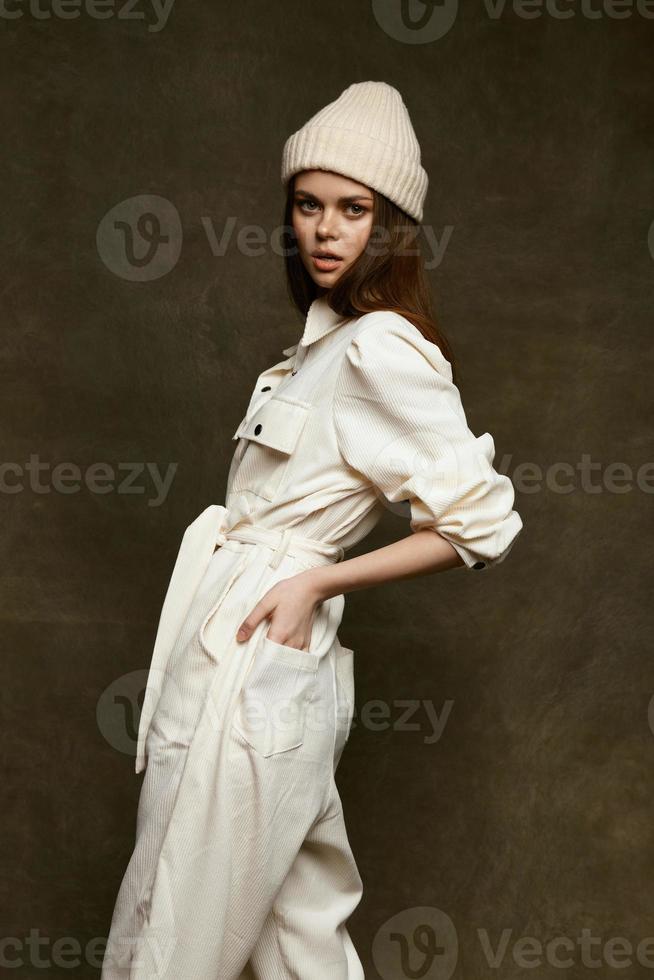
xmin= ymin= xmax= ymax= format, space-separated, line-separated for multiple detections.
xmin=332 ymin=314 xmax=523 ymax=570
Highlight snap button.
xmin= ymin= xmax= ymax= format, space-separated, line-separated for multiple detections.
xmin=473 ymin=561 xmax=486 ymax=570
xmin=254 ymin=423 xmax=262 ymax=435
xmin=261 ymin=385 xmax=271 ymax=392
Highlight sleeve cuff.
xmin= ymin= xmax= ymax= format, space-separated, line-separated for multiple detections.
xmin=409 ymin=508 xmax=524 ymax=571
xmin=418 ymin=530 xmax=491 ymax=570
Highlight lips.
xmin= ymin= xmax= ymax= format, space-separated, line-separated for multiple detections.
xmin=312 ymin=251 xmax=342 ymax=259
xmin=312 ymin=254 xmax=343 ymax=272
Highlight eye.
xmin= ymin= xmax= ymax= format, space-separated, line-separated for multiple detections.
xmin=297 ymin=199 xmax=319 ymax=213
xmin=347 ymin=203 xmax=367 ymax=216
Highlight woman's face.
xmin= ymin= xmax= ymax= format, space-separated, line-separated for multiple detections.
xmin=291 ymin=170 xmax=375 ymax=290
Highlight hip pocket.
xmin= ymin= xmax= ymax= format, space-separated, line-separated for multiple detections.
xmin=232 ymin=633 xmax=319 ymax=756
xmin=334 ymin=644 xmax=355 ymax=742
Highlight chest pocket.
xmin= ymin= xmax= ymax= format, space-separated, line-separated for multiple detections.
xmin=230 ymin=394 xmax=310 ymax=502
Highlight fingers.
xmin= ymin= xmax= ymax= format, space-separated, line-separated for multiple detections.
xmin=235 ymin=617 xmax=257 ymax=642
xmin=236 ymin=599 xmax=271 ymax=643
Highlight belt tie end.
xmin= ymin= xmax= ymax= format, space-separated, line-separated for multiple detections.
xmin=268 ymin=527 xmax=293 ymax=569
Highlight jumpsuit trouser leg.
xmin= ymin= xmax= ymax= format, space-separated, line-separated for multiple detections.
xmin=102 ymin=534 xmax=363 ymax=980
xmin=242 ymin=779 xmax=364 ymax=979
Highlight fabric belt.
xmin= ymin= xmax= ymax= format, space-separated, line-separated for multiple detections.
xmin=213 ymin=492 xmax=344 ymax=568
xmin=223 ymin=524 xmax=344 ymax=569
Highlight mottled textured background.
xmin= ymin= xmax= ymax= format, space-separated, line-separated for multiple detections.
xmin=2 ymin=1 xmax=653 ymax=977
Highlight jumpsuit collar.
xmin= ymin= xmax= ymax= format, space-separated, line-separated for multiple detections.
xmin=281 ymin=295 xmax=354 ymax=362
xmin=298 ymin=295 xmax=352 ymax=349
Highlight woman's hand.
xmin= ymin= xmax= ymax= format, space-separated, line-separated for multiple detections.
xmin=235 ymin=571 xmax=323 ymax=651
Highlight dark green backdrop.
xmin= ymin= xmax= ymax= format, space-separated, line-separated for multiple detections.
xmin=2 ymin=1 xmax=653 ymax=977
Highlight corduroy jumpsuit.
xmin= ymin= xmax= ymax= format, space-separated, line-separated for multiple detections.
xmin=101 ymin=296 xmax=523 ymax=979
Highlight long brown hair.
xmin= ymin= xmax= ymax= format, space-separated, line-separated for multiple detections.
xmin=281 ymin=173 xmax=459 ymax=387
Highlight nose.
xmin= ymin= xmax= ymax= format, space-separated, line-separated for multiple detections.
xmin=316 ymin=208 xmax=338 ymax=239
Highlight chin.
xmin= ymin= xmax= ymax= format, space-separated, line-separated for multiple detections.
xmin=307 ymin=265 xmax=347 ymax=287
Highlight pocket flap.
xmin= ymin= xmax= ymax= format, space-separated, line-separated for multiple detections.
xmin=233 ymin=396 xmax=310 ymax=455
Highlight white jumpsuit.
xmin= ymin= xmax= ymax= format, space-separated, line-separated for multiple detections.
xmin=102 ymin=297 xmax=523 ymax=979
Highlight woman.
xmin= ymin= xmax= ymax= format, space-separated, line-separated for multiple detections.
xmin=102 ymin=81 xmax=523 ymax=980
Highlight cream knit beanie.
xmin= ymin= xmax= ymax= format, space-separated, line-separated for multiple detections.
xmin=281 ymin=81 xmax=428 ymax=224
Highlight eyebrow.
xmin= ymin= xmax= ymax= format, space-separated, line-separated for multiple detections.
xmin=294 ymin=189 xmax=374 ymax=204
